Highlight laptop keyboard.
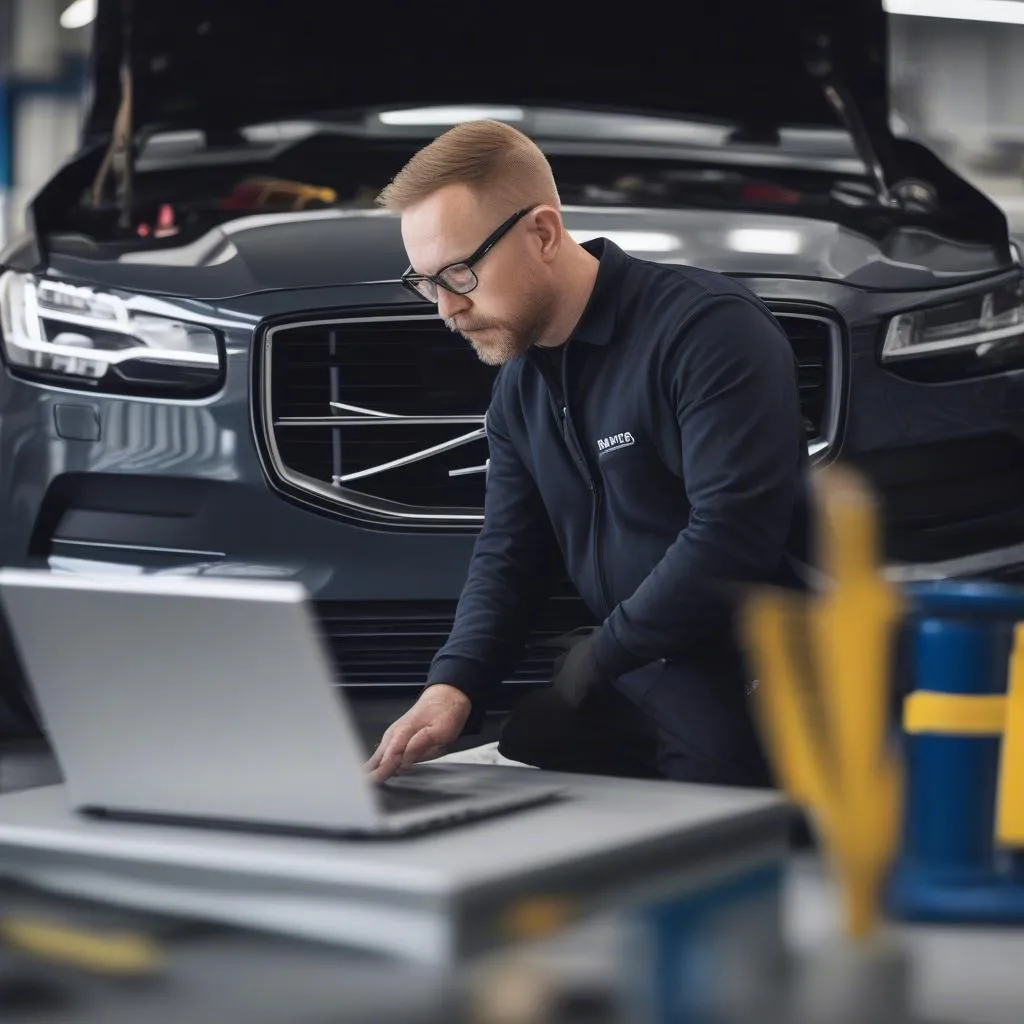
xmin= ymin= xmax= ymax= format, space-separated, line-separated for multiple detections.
xmin=375 ymin=783 xmax=469 ymax=814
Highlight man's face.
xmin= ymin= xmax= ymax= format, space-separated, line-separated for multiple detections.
xmin=400 ymin=185 xmax=553 ymax=366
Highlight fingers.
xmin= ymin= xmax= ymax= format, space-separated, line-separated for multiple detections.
xmin=402 ymin=724 xmax=447 ymax=767
xmin=367 ymin=725 xmax=447 ymax=784
xmin=392 ymin=745 xmax=445 ymax=776
xmin=364 ymin=722 xmax=401 ymax=771
xmin=367 ymin=750 xmax=403 ymax=784
xmin=365 ymin=721 xmax=416 ymax=782
xmin=364 ymin=733 xmax=391 ymax=772
xmin=364 ymin=692 xmax=465 ymax=783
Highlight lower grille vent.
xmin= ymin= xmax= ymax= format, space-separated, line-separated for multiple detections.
xmin=314 ymin=597 xmax=594 ymax=687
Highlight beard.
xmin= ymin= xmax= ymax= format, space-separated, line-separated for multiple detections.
xmin=458 ymin=326 xmax=530 ymax=367
xmin=444 ymin=282 xmax=554 ymax=366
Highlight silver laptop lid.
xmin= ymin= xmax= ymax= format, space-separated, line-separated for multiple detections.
xmin=0 ymin=569 xmax=380 ymax=831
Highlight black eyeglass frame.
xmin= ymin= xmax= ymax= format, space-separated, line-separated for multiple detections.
xmin=400 ymin=205 xmax=539 ymax=303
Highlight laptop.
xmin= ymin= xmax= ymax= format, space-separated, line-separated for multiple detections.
xmin=0 ymin=568 xmax=564 ymax=837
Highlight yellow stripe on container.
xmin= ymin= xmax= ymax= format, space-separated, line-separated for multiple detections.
xmin=996 ymin=624 xmax=1024 ymax=847
xmin=903 ymin=692 xmax=1006 ymax=736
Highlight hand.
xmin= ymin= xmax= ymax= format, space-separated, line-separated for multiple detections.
xmin=550 ymin=631 xmax=608 ymax=709
xmin=364 ymin=684 xmax=472 ymax=783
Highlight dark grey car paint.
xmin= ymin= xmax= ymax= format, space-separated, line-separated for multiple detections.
xmin=36 ymin=208 xmax=1014 ymax=299
xmin=2 ymin=208 xmax=1023 ymax=600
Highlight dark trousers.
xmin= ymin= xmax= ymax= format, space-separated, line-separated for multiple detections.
xmin=498 ymin=683 xmax=664 ymax=779
xmin=497 ymin=647 xmax=775 ymax=788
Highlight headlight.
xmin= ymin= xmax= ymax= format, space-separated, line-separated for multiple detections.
xmin=0 ymin=272 xmax=222 ymax=396
xmin=882 ymin=281 xmax=1024 ymax=362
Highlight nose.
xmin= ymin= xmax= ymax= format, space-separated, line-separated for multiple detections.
xmin=436 ymin=288 xmax=471 ymax=322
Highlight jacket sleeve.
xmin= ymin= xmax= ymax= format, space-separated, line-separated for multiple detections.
xmin=426 ymin=377 xmax=561 ymax=723
xmin=590 ymin=295 xmax=807 ymax=679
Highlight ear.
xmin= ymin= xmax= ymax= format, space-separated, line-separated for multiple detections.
xmin=530 ymin=206 xmax=563 ymax=264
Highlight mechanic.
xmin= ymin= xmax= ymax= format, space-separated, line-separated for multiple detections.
xmin=366 ymin=120 xmax=812 ymax=787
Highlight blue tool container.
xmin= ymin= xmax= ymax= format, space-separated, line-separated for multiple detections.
xmin=886 ymin=580 xmax=1024 ymax=923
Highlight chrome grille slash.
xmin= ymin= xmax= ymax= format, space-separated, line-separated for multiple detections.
xmin=258 ymin=309 xmax=842 ymax=527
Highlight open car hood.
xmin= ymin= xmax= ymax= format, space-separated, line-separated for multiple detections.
xmin=86 ymin=1 xmax=893 ymax=157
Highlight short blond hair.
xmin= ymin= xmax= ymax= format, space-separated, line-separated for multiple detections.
xmin=376 ymin=119 xmax=560 ymax=214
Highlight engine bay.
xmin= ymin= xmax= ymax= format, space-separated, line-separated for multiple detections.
xmin=48 ymin=129 xmax=896 ymax=255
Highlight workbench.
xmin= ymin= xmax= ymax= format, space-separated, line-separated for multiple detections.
xmin=1 ymin=768 xmax=1022 ymax=1022
xmin=0 ymin=764 xmax=792 ymax=1021
xmin=0 ymin=766 xmax=789 ymax=960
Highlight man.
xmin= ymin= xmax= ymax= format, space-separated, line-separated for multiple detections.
xmin=366 ymin=119 xmax=811 ymax=786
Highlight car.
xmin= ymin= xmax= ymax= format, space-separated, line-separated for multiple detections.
xmin=2 ymin=0 xmax=1024 ymax=741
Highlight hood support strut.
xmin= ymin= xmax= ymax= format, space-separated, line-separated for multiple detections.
xmin=805 ymin=35 xmax=898 ymax=210
xmin=88 ymin=0 xmax=135 ymax=231
xmin=821 ymin=78 xmax=897 ymax=209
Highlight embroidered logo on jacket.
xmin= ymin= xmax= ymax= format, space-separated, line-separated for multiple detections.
xmin=596 ymin=431 xmax=635 ymax=456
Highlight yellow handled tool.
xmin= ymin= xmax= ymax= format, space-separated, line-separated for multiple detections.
xmin=742 ymin=463 xmax=904 ymax=941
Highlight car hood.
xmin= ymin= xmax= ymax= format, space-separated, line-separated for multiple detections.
xmin=43 ymin=207 xmax=1010 ymax=299
xmin=87 ymin=1 xmax=891 ymax=150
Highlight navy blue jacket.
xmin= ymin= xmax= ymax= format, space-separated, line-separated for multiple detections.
xmin=427 ymin=238 xmax=811 ymax=757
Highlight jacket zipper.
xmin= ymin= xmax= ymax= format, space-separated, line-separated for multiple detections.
xmin=559 ymin=405 xmax=591 ymax=484
xmin=591 ymin=480 xmax=611 ymax=615
xmin=558 ymin=346 xmax=613 ymax=614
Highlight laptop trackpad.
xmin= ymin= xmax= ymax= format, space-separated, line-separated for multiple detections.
xmin=375 ymin=783 xmax=472 ymax=814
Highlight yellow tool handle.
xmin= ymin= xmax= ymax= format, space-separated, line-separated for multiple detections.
xmin=0 ymin=914 xmax=164 ymax=975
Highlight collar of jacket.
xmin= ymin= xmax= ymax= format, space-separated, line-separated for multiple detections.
xmin=565 ymin=236 xmax=628 ymax=347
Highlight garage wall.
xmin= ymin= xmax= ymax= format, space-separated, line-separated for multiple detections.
xmin=890 ymin=15 xmax=1024 ymax=152
xmin=8 ymin=92 xmax=83 ymax=238
xmin=0 ymin=0 xmax=88 ymax=249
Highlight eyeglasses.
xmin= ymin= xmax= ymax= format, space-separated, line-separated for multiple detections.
xmin=400 ymin=205 xmax=539 ymax=304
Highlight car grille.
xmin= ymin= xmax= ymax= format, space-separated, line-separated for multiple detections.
xmin=261 ymin=309 xmax=839 ymax=525
xmin=313 ymin=594 xmax=594 ymax=688
xmin=783 ymin=313 xmax=839 ymax=457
